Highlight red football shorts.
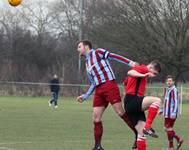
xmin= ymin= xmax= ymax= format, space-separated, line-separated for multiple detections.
xmin=164 ymin=118 xmax=176 ymax=128
xmin=93 ymin=80 xmax=121 ymax=107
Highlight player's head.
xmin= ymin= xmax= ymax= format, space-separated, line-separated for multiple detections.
xmin=77 ymin=40 xmax=92 ymax=56
xmin=147 ymin=60 xmax=161 ymax=76
xmin=166 ymin=75 xmax=175 ymax=87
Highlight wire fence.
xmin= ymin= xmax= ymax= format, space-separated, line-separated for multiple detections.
xmin=0 ymin=81 xmax=188 ymax=100
xmin=0 ymin=81 xmax=188 ymax=114
xmin=0 ymin=81 xmax=87 ymax=97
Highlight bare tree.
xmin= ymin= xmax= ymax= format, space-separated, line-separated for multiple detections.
xmin=85 ymin=0 xmax=189 ymax=81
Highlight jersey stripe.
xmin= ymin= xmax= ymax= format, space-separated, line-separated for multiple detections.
xmin=92 ymin=51 xmax=105 ymax=82
xmin=95 ymin=51 xmax=109 ymax=81
xmin=106 ymin=60 xmax=115 ymax=79
xmin=90 ymin=51 xmax=101 ymax=84
xmin=101 ymin=59 xmax=113 ymax=80
xmin=86 ymin=56 xmax=98 ymax=84
xmin=135 ymin=78 xmax=142 ymax=96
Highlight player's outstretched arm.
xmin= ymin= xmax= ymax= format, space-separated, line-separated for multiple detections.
xmin=95 ymin=49 xmax=138 ymax=67
xmin=108 ymin=53 xmax=138 ymax=67
xmin=77 ymin=83 xmax=95 ymax=103
xmin=77 ymin=72 xmax=96 ymax=103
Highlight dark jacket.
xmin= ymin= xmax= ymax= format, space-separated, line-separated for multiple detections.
xmin=50 ymin=79 xmax=60 ymax=93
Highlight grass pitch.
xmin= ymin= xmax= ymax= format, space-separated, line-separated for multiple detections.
xmin=0 ymin=96 xmax=188 ymax=150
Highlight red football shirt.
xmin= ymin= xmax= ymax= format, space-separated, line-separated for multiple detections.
xmin=125 ymin=64 xmax=149 ymax=97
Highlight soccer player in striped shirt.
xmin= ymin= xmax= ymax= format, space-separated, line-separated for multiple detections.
xmin=76 ymin=40 xmax=138 ymax=150
xmin=159 ymin=75 xmax=183 ymax=150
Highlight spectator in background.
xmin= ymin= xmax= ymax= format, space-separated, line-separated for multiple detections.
xmin=159 ymin=75 xmax=183 ymax=150
xmin=49 ymin=74 xmax=60 ymax=108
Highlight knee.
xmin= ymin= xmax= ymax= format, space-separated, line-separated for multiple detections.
xmin=135 ymin=124 xmax=142 ymax=135
xmin=116 ymin=109 xmax=124 ymax=117
xmin=156 ymin=97 xmax=161 ymax=103
xmin=164 ymin=127 xmax=173 ymax=131
xmin=93 ymin=113 xmax=101 ymax=122
xmin=113 ymin=105 xmax=124 ymax=116
xmin=153 ymin=97 xmax=161 ymax=105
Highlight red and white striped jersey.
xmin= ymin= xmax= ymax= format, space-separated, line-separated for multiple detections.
xmin=83 ymin=48 xmax=134 ymax=100
xmin=163 ymin=85 xmax=179 ymax=118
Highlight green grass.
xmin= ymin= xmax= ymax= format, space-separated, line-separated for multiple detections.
xmin=0 ymin=96 xmax=188 ymax=150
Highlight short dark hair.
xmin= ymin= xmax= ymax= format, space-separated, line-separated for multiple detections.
xmin=167 ymin=75 xmax=175 ymax=81
xmin=77 ymin=40 xmax=92 ymax=49
xmin=150 ymin=60 xmax=161 ymax=73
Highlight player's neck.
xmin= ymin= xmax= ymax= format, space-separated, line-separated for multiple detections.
xmin=84 ymin=49 xmax=91 ymax=56
xmin=168 ymin=85 xmax=175 ymax=88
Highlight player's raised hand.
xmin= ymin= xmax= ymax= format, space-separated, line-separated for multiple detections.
xmin=77 ymin=95 xmax=84 ymax=103
xmin=145 ymin=72 xmax=156 ymax=78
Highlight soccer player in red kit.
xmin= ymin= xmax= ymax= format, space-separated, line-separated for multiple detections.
xmin=159 ymin=75 xmax=183 ymax=150
xmin=76 ymin=40 xmax=138 ymax=150
xmin=124 ymin=61 xmax=162 ymax=150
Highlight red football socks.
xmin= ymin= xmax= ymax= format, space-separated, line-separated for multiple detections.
xmin=94 ymin=121 xmax=103 ymax=146
xmin=167 ymin=131 xmax=174 ymax=148
xmin=137 ymin=135 xmax=146 ymax=150
xmin=172 ymin=130 xmax=181 ymax=142
xmin=145 ymin=102 xmax=160 ymax=129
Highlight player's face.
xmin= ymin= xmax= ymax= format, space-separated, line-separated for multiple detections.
xmin=148 ymin=64 xmax=159 ymax=76
xmin=77 ymin=42 xmax=87 ymax=56
xmin=166 ymin=78 xmax=174 ymax=87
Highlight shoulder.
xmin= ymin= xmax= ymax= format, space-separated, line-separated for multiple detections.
xmin=95 ymin=48 xmax=107 ymax=54
xmin=95 ymin=48 xmax=110 ymax=59
xmin=132 ymin=64 xmax=148 ymax=73
xmin=172 ymin=86 xmax=178 ymax=93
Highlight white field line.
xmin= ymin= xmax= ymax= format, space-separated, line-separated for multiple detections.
xmin=0 ymin=140 xmax=167 ymax=150
xmin=0 ymin=140 xmax=118 ymax=145
xmin=0 ymin=141 xmax=32 ymax=145
xmin=0 ymin=147 xmax=15 ymax=150
xmin=0 ymin=139 xmax=168 ymax=144
xmin=0 ymin=139 xmax=132 ymax=145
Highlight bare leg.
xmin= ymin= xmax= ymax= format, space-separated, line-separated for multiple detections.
xmin=142 ymin=96 xmax=161 ymax=130
xmin=141 ymin=96 xmax=161 ymax=111
xmin=135 ymin=121 xmax=146 ymax=150
xmin=112 ymin=102 xmax=138 ymax=148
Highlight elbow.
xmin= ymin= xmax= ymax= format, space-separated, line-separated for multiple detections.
xmin=127 ymin=70 xmax=132 ymax=76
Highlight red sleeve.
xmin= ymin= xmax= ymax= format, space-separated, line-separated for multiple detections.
xmin=132 ymin=65 xmax=148 ymax=74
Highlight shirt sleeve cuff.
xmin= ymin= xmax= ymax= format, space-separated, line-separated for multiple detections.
xmin=83 ymin=94 xmax=89 ymax=100
xmin=128 ymin=61 xmax=134 ymax=67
